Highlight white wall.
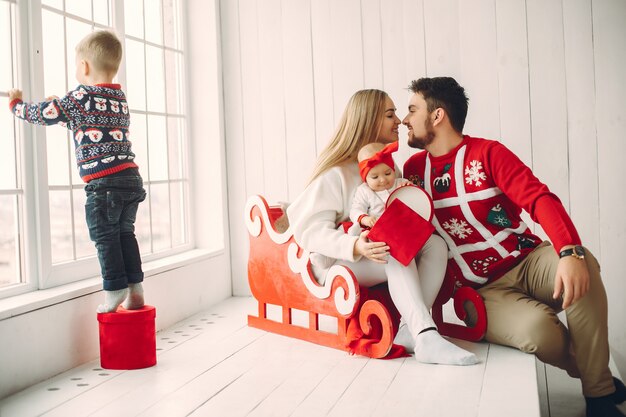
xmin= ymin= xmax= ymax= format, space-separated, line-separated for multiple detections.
xmin=221 ymin=0 xmax=626 ymax=378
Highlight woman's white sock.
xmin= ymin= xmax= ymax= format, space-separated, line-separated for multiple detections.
xmin=123 ymin=283 xmax=145 ymax=310
xmin=393 ymin=322 xmax=415 ymax=353
xmin=97 ymin=288 xmax=129 ymax=313
xmin=414 ymin=330 xmax=478 ymax=365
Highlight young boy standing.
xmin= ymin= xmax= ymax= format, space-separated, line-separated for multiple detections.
xmin=8 ymin=30 xmax=146 ymax=313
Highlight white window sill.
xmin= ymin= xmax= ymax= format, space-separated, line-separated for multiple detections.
xmin=0 ymin=248 xmax=223 ymax=321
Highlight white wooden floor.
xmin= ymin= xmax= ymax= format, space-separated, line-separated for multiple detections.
xmin=0 ymin=296 xmax=601 ymax=417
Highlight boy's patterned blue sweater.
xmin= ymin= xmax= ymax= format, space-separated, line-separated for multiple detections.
xmin=10 ymin=83 xmax=138 ymax=182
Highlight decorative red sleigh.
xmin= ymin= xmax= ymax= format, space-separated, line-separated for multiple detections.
xmin=245 ymin=195 xmax=487 ymax=359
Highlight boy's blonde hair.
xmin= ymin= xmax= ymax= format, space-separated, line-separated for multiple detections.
xmin=75 ymin=30 xmax=123 ymax=75
xmin=308 ymin=89 xmax=389 ymax=183
xmin=357 ymin=142 xmax=386 ymax=163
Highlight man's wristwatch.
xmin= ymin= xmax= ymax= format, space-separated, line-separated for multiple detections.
xmin=559 ymin=245 xmax=585 ymax=260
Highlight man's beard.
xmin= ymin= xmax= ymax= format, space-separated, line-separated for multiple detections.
xmin=408 ymin=118 xmax=435 ymax=149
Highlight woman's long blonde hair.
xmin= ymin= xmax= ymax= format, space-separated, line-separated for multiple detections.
xmin=308 ymin=89 xmax=389 ymax=184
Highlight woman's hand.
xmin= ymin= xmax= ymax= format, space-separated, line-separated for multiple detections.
xmin=353 ymin=230 xmax=390 ymax=264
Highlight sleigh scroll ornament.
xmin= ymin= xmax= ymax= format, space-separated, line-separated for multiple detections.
xmin=244 ymin=194 xmax=486 ymax=358
xmin=245 ymin=195 xmax=395 ymax=358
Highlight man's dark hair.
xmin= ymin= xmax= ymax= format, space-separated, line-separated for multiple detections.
xmin=408 ymin=77 xmax=469 ymax=134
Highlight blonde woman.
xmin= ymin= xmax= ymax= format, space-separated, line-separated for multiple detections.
xmin=286 ymin=89 xmax=477 ymax=365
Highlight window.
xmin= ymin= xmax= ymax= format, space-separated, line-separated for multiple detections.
xmin=122 ymin=0 xmax=188 ymax=253
xmin=0 ymin=0 xmax=192 ymax=297
xmin=0 ymin=0 xmax=23 ymax=292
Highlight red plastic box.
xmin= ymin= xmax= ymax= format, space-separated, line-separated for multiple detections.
xmin=97 ymin=305 xmax=157 ymax=370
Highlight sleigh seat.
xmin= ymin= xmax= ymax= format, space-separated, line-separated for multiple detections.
xmin=244 ymin=195 xmax=487 ymax=358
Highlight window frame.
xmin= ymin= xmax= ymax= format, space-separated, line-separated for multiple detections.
xmin=0 ymin=0 xmax=201 ymax=298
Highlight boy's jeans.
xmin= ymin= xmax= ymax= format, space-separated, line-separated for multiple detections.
xmin=85 ymin=175 xmax=146 ymax=291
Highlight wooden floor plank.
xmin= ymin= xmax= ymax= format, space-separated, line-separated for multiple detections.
xmin=247 ymin=340 xmax=348 ymax=416
xmin=83 ymin=327 xmax=264 ymax=417
xmin=0 ymin=297 xmax=548 ymax=417
xmin=326 ymin=356 xmax=404 ymax=416
xmin=290 ymin=354 xmax=370 ymax=416
xmin=374 ymin=339 xmax=489 ymax=416
xmin=138 ymin=332 xmax=280 ymax=417
xmin=40 ymin=298 xmax=258 ymax=417
xmin=477 ymin=343 xmax=540 ymax=417
xmin=187 ymin=334 xmax=318 ymax=416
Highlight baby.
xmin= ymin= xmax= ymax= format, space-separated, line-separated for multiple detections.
xmin=309 ymin=141 xmax=409 ymax=271
xmin=350 ymin=141 xmax=409 ymax=231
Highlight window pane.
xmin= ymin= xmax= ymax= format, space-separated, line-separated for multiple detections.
xmin=170 ymin=181 xmax=186 ymax=246
xmin=71 ymin=154 xmax=82 ymax=185
xmin=145 ymin=45 xmax=165 ymax=112
xmin=93 ymin=0 xmax=110 ymax=26
xmin=0 ymin=195 xmax=21 ymax=288
xmin=42 ymin=0 xmax=63 ymax=9
xmin=147 ymin=114 xmax=168 ymax=181
xmin=46 ymin=128 xmax=72 ymax=186
xmin=136 ymin=186 xmax=151 ymax=253
xmin=65 ymin=0 xmax=92 ymax=20
xmin=164 ymin=49 xmax=183 ymax=114
xmin=130 ymin=112 xmax=148 ymax=170
xmin=73 ymin=188 xmax=94 ymax=259
xmin=65 ymin=18 xmax=92 ymax=89
xmin=125 ymin=39 xmax=146 ymax=111
xmin=0 ymin=1 xmax=14 ymax=89
xmin=42 ymin=10 xmax=67 ymax=96
xmin=144 ymin=0 xmax=163 ymax=45
xmin=167 ymin=116 xmax=184 ymax=180
xmin=124 ymin=0 xmax=144 ymax=39
xmin=150 ymin=182 xmax=171 ymax=251
xmin=162 ymin=0 xmax=179 ymax=49
xmin=0 ymin=97 xmax=17 ymax=189
xmin=49 ymin=189 xmax=74 ymax=263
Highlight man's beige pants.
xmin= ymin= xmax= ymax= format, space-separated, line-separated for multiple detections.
xmin=467 ymin=242 xmax=614 ymax=397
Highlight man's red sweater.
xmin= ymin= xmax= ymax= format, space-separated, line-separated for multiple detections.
xmin=404 ymin=136 xmax=580 ymax=288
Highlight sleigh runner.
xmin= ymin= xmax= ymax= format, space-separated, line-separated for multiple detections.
xmin=245 ymin=195 xmax=487 ymax=359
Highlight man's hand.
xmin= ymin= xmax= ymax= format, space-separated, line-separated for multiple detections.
xmin=553 ymin=256 xmax=590 ymax=309
xmin=8 ymin=88 xmax=22 ymax=102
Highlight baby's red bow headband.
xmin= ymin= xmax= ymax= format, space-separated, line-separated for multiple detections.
xmin=358 ymin=141 xmax=399 ymax=182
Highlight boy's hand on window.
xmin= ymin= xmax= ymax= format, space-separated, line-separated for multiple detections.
xmin=8 ymin=88 xmax=22 ymax=102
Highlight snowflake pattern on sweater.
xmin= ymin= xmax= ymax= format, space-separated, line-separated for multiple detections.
xmin=10 ymin=84 xmax=138 ymax=182
xmin=404 ymin=136 xmax=581 ymax=289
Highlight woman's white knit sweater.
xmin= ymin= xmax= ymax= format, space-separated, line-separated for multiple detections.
xmin=286 ymin=161 xmax=362 ymax=263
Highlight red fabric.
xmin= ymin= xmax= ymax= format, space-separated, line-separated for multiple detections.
xmin=357 ymin=214 xmax=368 ymax=227
xmin=367 ymin=199 xmax=435 ymax=266
xmin=358 ymin=141 xmax=399 ymax=181
xmin=345 ymin=283 xmax=409 ymax=359
xmin=82 ymin=162 xmax=139 ymax=183
xmin=94 ymin=83 xmax=122 ymax=89
xmin=403 ymin=135 xmax=581 ymax=288
xmin=339 ymin=221 xmax=354 ymax=233
xmin=9 ymin=98 xmax=21 ymax=111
